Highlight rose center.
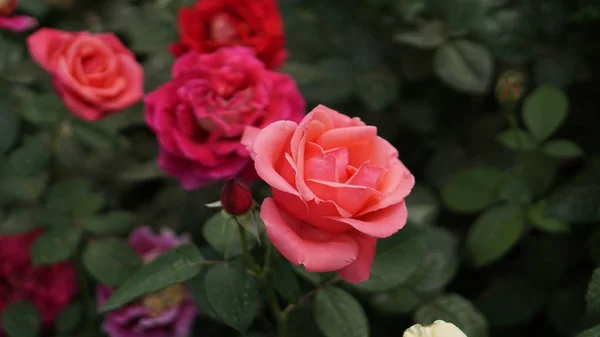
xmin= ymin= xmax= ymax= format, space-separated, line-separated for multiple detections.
xmin=81 ymin=54 xmax=107 ymax=74
xmin=140 ymin=283 xmax=186 ymax=317
xmin=210 ymin=13 xmax=238 ymax=43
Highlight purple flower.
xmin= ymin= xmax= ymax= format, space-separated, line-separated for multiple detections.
xmin=96 ymin=227 xmax=198 ymax=337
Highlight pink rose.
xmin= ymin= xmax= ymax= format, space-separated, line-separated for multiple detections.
xmin=242 ymin=105 xmax=415 ymax=283
xmin=0 ymin=230 xmax=77 ymax=335
xmin=97 ymin=227 xmax=197 ymax=337
xmin=0 ymin=0 xmax=37 ymax=32
xmin=27 ymin=28 xmax=143 ymax=121
xmin=144 ymin=46 xmax=305 ymax=190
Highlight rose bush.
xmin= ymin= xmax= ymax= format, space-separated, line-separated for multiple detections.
xmin=170 ymin=0 xmax=287 ymax=69
xmin=0 ymin=231 xmax=77 ymax=334
xmin=144 ymin=46 xmax=305 ymax=189
xmin=242 ymin=105 xmax=415 ymax=282
xmin=27 ymin=28 xmax=143 ymax=120
xmin=96 ymin=227 xmax=197 ymax=337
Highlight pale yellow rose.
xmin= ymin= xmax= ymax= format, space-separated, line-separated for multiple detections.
xmin=403 ymin=320 xmax=467 ymax=337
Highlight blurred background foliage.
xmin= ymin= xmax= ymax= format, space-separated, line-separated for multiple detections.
xmin=2 ymin=0 xmax=600 ymax=336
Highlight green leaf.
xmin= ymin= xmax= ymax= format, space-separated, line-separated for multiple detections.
xmin=466 ymin=204 xmax=526 ymax=267
xmin=45 ymin=178 xmax=105 ymax=216
xmin=528 ymin=201 xmax=570 ymax=233
xmin=21 ymin=94 xmax=68 ymax=126
xmin=513 ymin=153 xmax=558 ymax=197
xmin=1 ymin=301 xmax=41 ymax=337
xmin=414 ymin=294 xmax=488 ymax=337
xmin=545 ymin=186 xmax=600 ymax=223
xmin=0 ymin=87 xmax=20 ymax=155
xmin=0 ymin=208 xmax=39 ymax=234
xmin=586 ymin=267 xmax=600 ymax=314
xmin=523 ymin=85 xmax=568 ymax=141
xmin=355 ymin=65 xmax=401 ymax=112
xmin=427 ymin=0 xmax=482 ymax=34
xmin=394 ymin=0 xmax=427 ymax=22
xmin=542 ymin=139 xmax=583 ymax=159
xmin=204 ymin=262 xmax=260 ymax=332
xmin=55 ymin=126 xmax=85 ymax=169
xmin=273 ymin=257 xmax=302 ymax=303
xmin=0 ymin=36 xmax=25 ymax=74
xmin=18 ymin=0 xmax=50 ymax=17
xmin=370 ymin=286 xmax=423 ymax=314
xmin=293 ymin=264 xmax=326 ymax=286
xmin=10 ymin=135 xmax=51 ymax=176
xmin=497 ymin=173 xmax=533 ymax=205
xmin=441 ymin=166 xmax=504 ymax=213
xmin=434 ymin=40 xmax=494 ymax=94
xmin=496 ymin=129 xmax=539 ymax=151
xmin=31 ymin=227 xmax=83 ymax=265
xmin=473 ymin=7 xmax=535 ymax=63
xmin=82 ymin=237 xmax=142 ymax=287
xmin=0 ymin=167 xmax=48 ymax=202
xmin=354 ymin=226 xmax=427 ymax=292
xmin=577 ymin=325 xmax=600 ymax=337
xmin=315 ymin=287 xmax=369 ymax=337
xmin=405 ymin=184 xmax=439 ymax=227
xmin=406 ymin=227 xmax=459 ymax=293
xmin=100 ymin=243 xmax=203 ymax=313
xmin=476 ymin=277 xmax=545 ymax=327
xmin=202 ymin=211 xmax=256 ymax=259
xmin=395 ymin=21 xmax=446 ymax=49
xmin=71 ymin=119 xmax=120 ymax=152
xmin=297 ymin=58 xmax=355 ymax=104
xmin=56 ymin=302 xmax=83 ymax=333
xmin=79 ymin=211 xmax=136 ymax=234
xmin=186 ymin=267 xmax=220 ymax=321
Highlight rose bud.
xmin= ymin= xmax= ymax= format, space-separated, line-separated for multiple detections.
xmin=220 ymin=179 xmax=253 ymax=216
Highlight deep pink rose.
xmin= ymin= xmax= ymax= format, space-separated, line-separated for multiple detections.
xmin=144 ymin=46 xmax=305 ymax=189
xmin=0 ymin=0 xmax=37 ymax=32
xmin=27 ymin=28 xmax=143 ymax=120
xmin=0 ymin=230 xmax=77 ymax=335
xmin=242 ymin=105 xmax=415 ymax=283
xmin=97 ymin=227 xmax=197 ymax=337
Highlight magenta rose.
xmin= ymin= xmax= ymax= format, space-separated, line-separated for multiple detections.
xmin=144 ymin=46 xmax=305 ymax=189
xmin=96 ymin=227 xmax=197 ymax=337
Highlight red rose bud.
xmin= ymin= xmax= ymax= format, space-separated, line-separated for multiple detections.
xmin=495 ymin=69 xmax=526 ymax=106
xmin=220 ymin=179 xmax=253 ymax=215
xmin=0 ymin=0 xmax=17 ymax=16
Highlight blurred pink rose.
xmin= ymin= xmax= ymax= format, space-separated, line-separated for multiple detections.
xmin=27 ymin=28 xmax=143 ymax=120
xmin=0 ymin=0 xmax=37 ymax=32
xmin=0 ymin=230 xmax=77 ymax=335
xmin=144 ymin=46 xmax=305 ymax=190
xmin=242 ymin=105 xmax=415 ymax=283
xmin=97 ymin=227 xmax=197 ymax=337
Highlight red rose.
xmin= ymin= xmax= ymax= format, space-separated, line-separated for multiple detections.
xmin=27 ymin=28 xmax=143 ymax=121
xmin=144 ymin=47 xmax=304 ymax=190
xmin=0 ymin=231 xmax=77 ymax=334
xmin=170 ymin=0 xmax=287 ymax=69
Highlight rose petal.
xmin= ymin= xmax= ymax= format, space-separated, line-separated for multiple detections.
xmin=327 ymin=201 xmax=409 ymax=238
xmin=261 ymin=198 xmax=359 ymax=272
xmin=27 ymin=28 xmax=73 ymax=72
xmin=0 ymin=15 xmax=37 ymax=32
xmin=337 ymin=234 xmax=377 ymax=283
xmin=251 ymin=120 xmax=302 ymax=197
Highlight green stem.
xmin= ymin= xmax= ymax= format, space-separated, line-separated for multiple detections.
xmin=235 ymin=217 xmax=261 ymax=274
xmin=235 ymin=217 xmax=287 ymax=336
